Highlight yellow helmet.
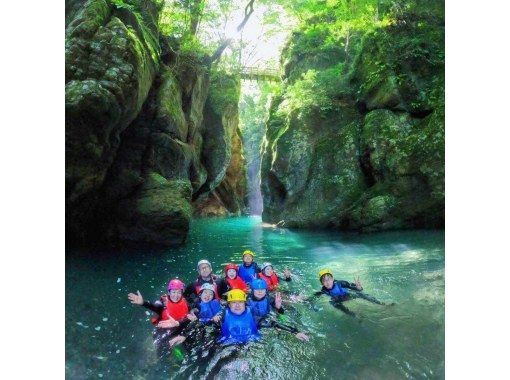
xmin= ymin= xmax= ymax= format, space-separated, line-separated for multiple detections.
xmin=242 ymin=250 xmax=255 ymax=258
xmin=227 ymin=289 xmax=247 ymax=302
xmin=318 ymin=268 xmax=333 ymax=280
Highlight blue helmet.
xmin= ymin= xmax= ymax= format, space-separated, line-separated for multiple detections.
xmin=251 ymin=279 xmax=268 ymax=290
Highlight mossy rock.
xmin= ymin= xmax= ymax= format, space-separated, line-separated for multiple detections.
xmin=115 ymin=175 xmax=192 ymax=246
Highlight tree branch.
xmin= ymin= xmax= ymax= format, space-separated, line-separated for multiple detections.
xmin=210 ymin=0 xmax=256 ymax=63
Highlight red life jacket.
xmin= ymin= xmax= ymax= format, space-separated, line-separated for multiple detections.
xmin=259 ymin=272 xmax=279 ymax=291
xmin=226 ymin=276 xmax=248 ymax=292
xmin=194 ymin=276 xmax=221 ymax=300
xmin=151 ymin=295 xmax=189 ymax=325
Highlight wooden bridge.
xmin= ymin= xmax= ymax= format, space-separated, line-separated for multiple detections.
xmin=237 ymin=66 xmax=280 ymax=82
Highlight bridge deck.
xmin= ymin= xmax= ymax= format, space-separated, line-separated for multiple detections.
xmin=238 ymin=67 xmax=280 ymax=82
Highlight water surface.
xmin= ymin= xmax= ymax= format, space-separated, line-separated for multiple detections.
xmin=66 ymin=216 xmax=444 ymax=379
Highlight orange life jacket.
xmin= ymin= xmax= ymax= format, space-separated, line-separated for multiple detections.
xmin=258 ymin=272 xmax=279 ymax=291
xmin=226 ymin=276 xmax=248 ymax=292
xmin=151 ymin=295 xmax=189 ymax=325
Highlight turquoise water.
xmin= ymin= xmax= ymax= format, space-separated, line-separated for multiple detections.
xmin=66 ymin=216 xmax=444 ymax=379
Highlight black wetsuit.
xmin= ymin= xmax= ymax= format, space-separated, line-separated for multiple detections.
xmin=183 ymin=275 xmax=223 ymax=304
xmin=142 ymin=298 xmax=193 ymax=359
xmin=249 ymin=294 xmax=301 ymax=334
xmin=314 ymin=280 xmax=387 ymax=317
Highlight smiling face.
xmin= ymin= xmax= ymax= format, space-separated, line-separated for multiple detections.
xmin=253 ymin=289 xmax=267 ymax=299
xmin=321 ymin=274 xmax=334 ymax=289
xmin=263 ymin=266 xmax=274 ymax=276
xmin=198 ymin=263 xmax=212 ymax=278
xmin=229 ymin=301 xmax=246 ymax=315
xmin=243 ymin=255 xmax=253 ymax=265
xmin=200 ymin=289 xmax=214 ymax=302
xmin=227 ymin=269 xmax=237 ymax=279
xmin=169 ymin=289 xmax=183 ymax=302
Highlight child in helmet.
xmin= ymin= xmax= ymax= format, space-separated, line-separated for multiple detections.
xmin=127 ymin=279 xmax=195 ymax=357
xmin=194 ymin=283 xmax=223 ymax=324
xmin=258 ymin=262 xmax=292 ymax=291
xmin=314 ymin=269 xmax=393 ymax=317
xmin=237 ymin=250 xmax=261 ymax=284
xmin=219 ymin=263 xmax=248 ymax=295
xmin=219 ymin=289 xmax=260 ymax=345
xmin=248 ymin=279 xmax=309 ymax=341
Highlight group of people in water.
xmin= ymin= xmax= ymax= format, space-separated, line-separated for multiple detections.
xmin=128 ymin=249 xmax=393 ymax=359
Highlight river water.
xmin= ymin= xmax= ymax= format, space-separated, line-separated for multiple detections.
xmin=66 ymin=216 xmax=444 ymax=379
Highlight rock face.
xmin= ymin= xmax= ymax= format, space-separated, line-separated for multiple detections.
xmin=261 ymin=2 xmax=444 ymax=231
xmin=65 ymin=0 xmax=245 ymax=247
xmin=193 ymin=72 xmax=247 ymax=217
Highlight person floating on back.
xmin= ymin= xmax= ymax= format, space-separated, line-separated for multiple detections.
xmin=248 ymin=279 xmax=309 ymax=341
xmin=258 ymin=262 xmax=292 ymax=291
xmin=238 ymin=250 xmax=261 ymax=284
xmin=313 ymin=269 xmax=394 ymax=317
xmin=219 ymin=289 xmax=260 ymax=345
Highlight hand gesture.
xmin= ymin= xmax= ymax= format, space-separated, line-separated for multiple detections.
xmin=187 ymin=312 xmax=197 ymax=322
xmin=274 ymin=291 xmax=282 ymax=309
xmin=295 ymin=332 xmax=310 ymax=342
xmin=157 ymin=317 xmax=179 ymax=329
xmin=212 ymin=314 xmax=222 ymax=323
xmin=354 ymin=276 xmax=363 ymax=291
xmin=169 ymin=335 xmax=186 ymax=347
xmin=283 ymin=268 xmax=292 ymax=279
xmin=128 ymin=290 xmax=144 ymax=305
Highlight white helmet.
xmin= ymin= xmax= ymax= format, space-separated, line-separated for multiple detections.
xmin=199 ymin=283 xmax=215 ymax=294
xmin=197 ymin=259 xmax=212 ymax=270
xmin=261 ymin=262 xmax=273 ymax=271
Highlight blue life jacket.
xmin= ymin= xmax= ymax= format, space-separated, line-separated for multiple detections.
xmin=325 ymin=281 xmax=348 ymax=298
xmin=199 ymin=299 xmax=222 ymax=323
xmin=247 ymin=296 xmax=271 ymax=317
xmin=238 ymin=263 xmax=257 ymax=283
xmin=219 ymin=307 xmax=260 ymax=345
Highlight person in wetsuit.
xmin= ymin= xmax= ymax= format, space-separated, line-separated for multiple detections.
xmin=183 ymin=259 xmax=223 ymax=304
xmin=127 ymin=279 xmax=194 ymax=358
xmin=248 ymin=279 xmax=309 ymax=341
xmin=258 ymin=262 xmax=292 ymax=291
xmin=313 ymin=269 xmax=394 ymax=317
xmin=237 ymin=250 xmax=262 ymax=284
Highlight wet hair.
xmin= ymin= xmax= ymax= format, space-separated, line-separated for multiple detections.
xmin=320 ymin=273 xmax=334 ymax=284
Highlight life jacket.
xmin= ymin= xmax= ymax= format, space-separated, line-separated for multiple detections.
xmin=199 ymin=299 xmax=222 ymax=323
xmin=323 ymin=281 xmax=348 ymax=298
xmin=238 ymin=263 xmax=257 ymax=283
xmin=258 ymin=272 xmax=279 ymax=291
xmin=247 ymin=296 xmax=271 ymax=317
xmin=226 ymin=276 xmax=248 ymax=292
xmin=194 ymin=276 xmax=221 ymax=300
xmin=220 ymin=307 xmax=260 ymax=345
xmin=151 ymin=295 xmax=189 ymax=325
